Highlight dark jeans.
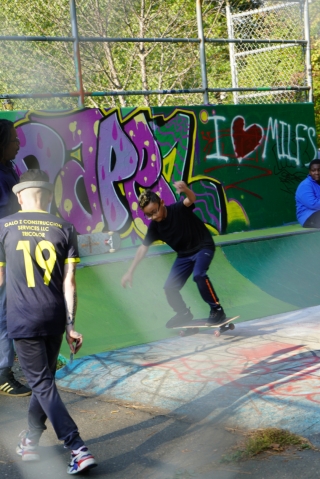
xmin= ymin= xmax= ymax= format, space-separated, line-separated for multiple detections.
xmin=14 ymin=334 xmax=84 ymax=450
xmin=303 ymin=211 xmax=320 ymax=228
xmin=164 ymin=248 xmax=220 ymax=314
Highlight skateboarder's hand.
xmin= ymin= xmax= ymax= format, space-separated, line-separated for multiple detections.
xmin=121 ymin=271 xmax=133 ymax=288
xmin=173 ymin=181 xmax=196 ymax=207
xmin=174 ymin=181 xmax=188 ymax=194
xmin=66 ymin=330 xmax=83 ymax=354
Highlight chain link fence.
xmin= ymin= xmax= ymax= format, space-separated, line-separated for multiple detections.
xmin=0 ymin=0 xmax=311 ymax=108
xmin=227 ymin=1 xmax=308 ymax=104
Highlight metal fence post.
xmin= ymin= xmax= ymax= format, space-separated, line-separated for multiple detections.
xmin=70 ymin=0 xmax=85 ymax=107
xmin=196 ymin=0 xmax=209 ymax=104
xmin=226 ymin=2 xmax=238 ymax=105
xmin=303 ymin=0 xmax=313 ymax=103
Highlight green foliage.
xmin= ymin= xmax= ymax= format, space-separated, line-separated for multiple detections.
xmin=0 ymin=0 xmax=227 ymax=109
xmin=221 ymin=428 xmax=313 ymax=463
xmin=310 ymin=0 xmax=320 ymax=144
xmin=312 ymin=38 xmax=320 ymax=144
xmin=0 ymin=0 xmax=319 ymax=130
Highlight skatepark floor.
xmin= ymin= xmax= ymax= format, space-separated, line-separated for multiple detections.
xmin=2 ymin=306 xmax=320 ymax=478
xmin=2 ymin=225 xmax=320 ymax=477
xmin=2 ymin=388 xmax=320 ymax=479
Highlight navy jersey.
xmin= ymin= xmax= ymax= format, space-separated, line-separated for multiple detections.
xmin=143 ymin=202 xmax=214 ymax=257
xmin=0 ymin=210 xmax=80 ymax=339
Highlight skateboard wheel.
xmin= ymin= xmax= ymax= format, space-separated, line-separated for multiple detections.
xmin=229 ymin=323 xmax=235 ymax=330
xmin=214 ymin=330 xmax=221 ymax=337
xmin=109 ymin=248 xmax=116 ymax=253
xmin=179 ymin=328 xmax=198 ymax=337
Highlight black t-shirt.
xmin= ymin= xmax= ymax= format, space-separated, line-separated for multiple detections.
xmin=143 ymin=201 xmax=215 ymax=257
xmin=0 ymin=210 xmax=80 ymax=339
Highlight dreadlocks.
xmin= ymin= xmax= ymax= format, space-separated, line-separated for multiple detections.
xmin=138 ymin=189 xmax=161 ymax=209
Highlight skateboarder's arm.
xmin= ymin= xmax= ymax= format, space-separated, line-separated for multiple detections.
xmin=174 ymin=181 xmax=196 ymax=207
xmin=63 ymin=262 xmax=83 ymax=354
xmin=121 ymin=244 xmax=149 ymax=288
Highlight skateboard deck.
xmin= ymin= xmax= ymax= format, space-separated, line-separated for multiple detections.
xmin=77 ymin=231 xmax=121 ymax=257
xmin=172 ymin=316 xmax=239 ymax=338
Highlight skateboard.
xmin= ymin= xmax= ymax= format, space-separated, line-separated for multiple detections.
xmin=77 ymin=231 xmax=121 ymax=257
xmin=172 ymin=316 xmax=239 ymax=338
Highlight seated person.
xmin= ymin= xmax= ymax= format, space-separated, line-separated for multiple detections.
xmin=296 ymin=159 xmax=320 ymax=228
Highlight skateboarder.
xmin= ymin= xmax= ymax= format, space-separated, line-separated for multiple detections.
xmin=121 ymin=181 xmax=226 ymax=327
xmin=0 ymin=169 xmax=97 ymax=474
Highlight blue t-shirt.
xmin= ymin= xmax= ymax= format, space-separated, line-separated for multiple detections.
xmin=295 ymin=175 xmax=320 ymax=226
xmin=0 ymin=210 xmax=80 ymax=339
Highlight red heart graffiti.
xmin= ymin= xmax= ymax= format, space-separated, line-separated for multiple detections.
xmin=231 ymin=116 xmax=264 ymax=160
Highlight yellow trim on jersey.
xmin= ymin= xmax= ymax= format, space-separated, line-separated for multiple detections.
xmin=19 ymin=210 xmax=49 ymax=214
xmin=64 ymin=257 xmax=80 ymax=264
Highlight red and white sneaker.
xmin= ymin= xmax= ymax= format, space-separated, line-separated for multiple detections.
xmin=16 ymin=430 xmax=40 ymax=461
xmin=67 ymin=446 xmax=97 ymax=474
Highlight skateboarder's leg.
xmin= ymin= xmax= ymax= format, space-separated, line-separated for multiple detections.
xmin=164 ymin=256 xmax=194 ymax=326
xmin=193 ymin=248 xmax=226 ymax=324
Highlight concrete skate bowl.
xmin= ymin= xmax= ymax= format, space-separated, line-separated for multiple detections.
xmin=59 ymin=227 xmax=320 ymax=358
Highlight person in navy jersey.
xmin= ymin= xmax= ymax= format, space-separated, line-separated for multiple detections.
xmin=0 ymin=169 xmax=97 ymax=474
xmin=121 ymin=181 xmax=227 ymax=327
xmin=296 ymin=159 xmax=320 ymax=228
xmin=0 ymin=119 xmax=31 ymax=397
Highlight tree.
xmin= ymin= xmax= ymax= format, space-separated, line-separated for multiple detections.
xmin=0 ymin=0 xmax=317 ymax=127
xmin=0 ymin=0 xmax=229 ymax=109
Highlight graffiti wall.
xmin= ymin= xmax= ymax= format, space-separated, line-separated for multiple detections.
xmin=0 ymin=103 xmax=317 ymax=243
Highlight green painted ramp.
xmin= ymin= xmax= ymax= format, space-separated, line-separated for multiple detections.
xmin=222 ymin=230 xmax=320 ymax=309
xmin=60 ymin=246 xmax=298 ymax=359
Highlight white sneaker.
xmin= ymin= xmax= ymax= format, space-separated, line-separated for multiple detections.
xmin=67 ymin=446 xmax=97 ymax=474
xmin=16 ymin=430 xmax=40 ymax=461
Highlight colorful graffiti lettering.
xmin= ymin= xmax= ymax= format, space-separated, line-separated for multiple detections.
xmin=4 ymin=103 xmax=316 ymax=240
